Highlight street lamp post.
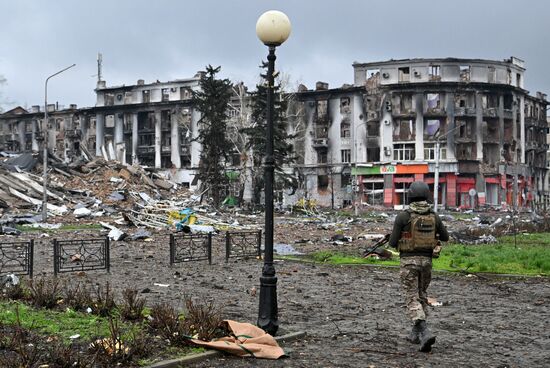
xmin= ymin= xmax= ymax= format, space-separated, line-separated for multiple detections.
xmin=255 ymin=10 xmax=291 ymax=336
xmin=42 ymin=64 xmax=76 ymax=221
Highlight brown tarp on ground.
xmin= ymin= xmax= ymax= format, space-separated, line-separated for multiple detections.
xmin=191 ymin=320 xmax=285 ymax=359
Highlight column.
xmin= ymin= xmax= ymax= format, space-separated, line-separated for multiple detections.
xmin=31 ymin=120 xmax=39 ymax=151
xmin=95 ymin=113 xmax=105 ymax=156
xmin=171 ymin=112 xmax=181 ymax=168
xmin=18 ymin=121 xmax=25 ymax=152
xmin=383 ymin=174 xmax=393 ymax=207
xmin=154 ymin=111 xmax=161 ymax=168
xmin=132 ymin=113 xmax=138 ymax=164
xmin=114 ymin=113 xmax=124 ymax=162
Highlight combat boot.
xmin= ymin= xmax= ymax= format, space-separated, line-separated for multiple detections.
xmin=417 ymin=320 xmax=436 ymax=352
xmin=406 ymin=321 xmax=421 ymax=344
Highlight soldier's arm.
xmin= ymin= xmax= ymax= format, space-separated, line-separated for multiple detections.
xmin=435 ymin=215 xmax=449 ymax=242
xmin=388 ymin=212 xmax=408 ymax=248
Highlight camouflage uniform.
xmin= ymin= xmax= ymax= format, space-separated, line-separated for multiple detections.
xmin=399 ymin=256 xmax=432 ymax=321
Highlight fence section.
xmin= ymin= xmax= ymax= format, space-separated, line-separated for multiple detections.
xmin=169 ymin=233 xmax=212 ymax=265
xmin=53 ymin=238 xmax=110 ymax=275
xmin=0 ymin=240 xmax=34 ymax=277
xmin=225 ymin=230 xmax=262 ymax=261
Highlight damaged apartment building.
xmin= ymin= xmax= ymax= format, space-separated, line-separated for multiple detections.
xmin=0 ymin=74 xmax=206 ymax=186
xmin=291 ymin=57 xmax=548 ymax=210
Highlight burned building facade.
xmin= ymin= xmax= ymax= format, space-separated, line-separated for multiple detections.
xmin=292 ymin=57 xmax=548 ymax=209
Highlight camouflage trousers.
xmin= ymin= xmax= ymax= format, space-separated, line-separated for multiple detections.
xmin=399 ymin=256 xmax=432 ymax=322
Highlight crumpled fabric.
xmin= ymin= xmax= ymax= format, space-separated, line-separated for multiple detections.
xmin=409 ymin=201 xmax=431 ymax=214
xmin=191 ymin=320 xmax=285 ymax=359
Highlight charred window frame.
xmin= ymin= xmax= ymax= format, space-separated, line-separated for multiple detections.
xmin=318 ymin=175 xmax=329 ymax=190
xmin=161 ymin=88 xmax=170 ymax=102
xmin=459 ymin=65 xmax=470 ymax=81
xmin=398 ymin=67 xmax=410 ymax=83
xmin=142 ymin=90 xmax=151 ymax=103
xmin=340 ymin=119 xmax=350 ymax=138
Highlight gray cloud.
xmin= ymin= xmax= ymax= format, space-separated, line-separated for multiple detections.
xmin=1 ymin=0 xmax=549 ymax=110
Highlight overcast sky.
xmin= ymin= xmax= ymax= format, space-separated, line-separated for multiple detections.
xmin=1 ymin=0 xmax=549 ymax=111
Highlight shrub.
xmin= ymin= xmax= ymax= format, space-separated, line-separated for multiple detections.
xmin=93 ymin=282 xmax=116 ymax=317
xmin=27 ymin=277 xmax=61 ymax=309
xmin=120 ymin=288 xmax=146 ymax=321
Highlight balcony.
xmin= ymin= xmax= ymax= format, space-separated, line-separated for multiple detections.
xmin=65 ymin=129 xmax=81 ymax=138
xmin=424 ymin=107 xmax=446 ymax=117
xmin=340 ymin=137 xmax=351 ymax=147
xmin=525 ymin=141 xmax=537 ymax=151
xmin=312 ymin=138 xmax=329 ymax=148
xmin=137 ymin=146 xmax=155 ymax=154
xmin=161 ymin=146 xmax=171 ymax=154
xmin=454 ymin=107 xmax=476 ymax=117
xmin=503 ymin=109 xmax=513 ymax=119
xmin=482 ymin=108 xmax=498 ymax=118
xmin=392 ymin=110 xmax=415 ymax=118
xmin=536 ymin=143 xmax=549 ymax=152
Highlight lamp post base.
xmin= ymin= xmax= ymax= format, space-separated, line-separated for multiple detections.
xmin=257 ymin=274 xmax=279 ymax=336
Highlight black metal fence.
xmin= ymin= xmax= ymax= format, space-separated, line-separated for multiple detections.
xmin=225 ymin=230 xmax=262 ymax=261
xmin=169 ymin=233 xmax=212 ymax=265
xmin=0 ymin=240 xmax=34 ymax=277
xmin=53 ymin=238 xmax=110 ymax=275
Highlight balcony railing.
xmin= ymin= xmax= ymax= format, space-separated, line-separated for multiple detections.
xmin=454 ymin=107 xmax=476 ymax=116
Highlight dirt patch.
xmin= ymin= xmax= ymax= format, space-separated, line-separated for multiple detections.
xmin=7 ymin=223 xmax=548 ymax=368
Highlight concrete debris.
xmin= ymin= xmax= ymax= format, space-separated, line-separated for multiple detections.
xmin=450 ymin=232 xmax=498 ymax=245
xmin=0 ymin=273 xmax=20 ymax=288
xmin=130 ymin=228 xmax=152 ymax=240
xmin=74 ymin=207 xmax=92 ymax=218
xmin=0 ymin=225 xmax=21 ymax=235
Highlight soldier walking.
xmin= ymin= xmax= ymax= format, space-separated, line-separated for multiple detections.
xmin=388 ymin=181 xmax=449 ymax=352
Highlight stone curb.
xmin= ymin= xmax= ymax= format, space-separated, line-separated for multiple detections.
xmin=146 ymin=331 xmax=307 ymax=368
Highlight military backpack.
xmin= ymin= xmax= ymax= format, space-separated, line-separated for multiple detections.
xmin=398 ymin=211 xmax=438 ymax=252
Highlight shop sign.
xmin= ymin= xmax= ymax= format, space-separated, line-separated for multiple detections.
xmin=380 ymin=165 xmax=397 ymax=174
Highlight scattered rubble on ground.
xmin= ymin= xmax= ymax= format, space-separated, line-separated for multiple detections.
xmin=2 ymin=151 xmax=550 ymax=252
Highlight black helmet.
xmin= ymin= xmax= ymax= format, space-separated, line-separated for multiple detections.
xmin=408 ymin=181 xmax=431 ymax=203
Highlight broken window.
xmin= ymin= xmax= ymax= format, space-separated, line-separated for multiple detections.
xmin=340 ymin=119 xmax=350 ymax=138
xmin=124 ymin=92 xmax=133 ymax=104
xmin=429 ymin=65 xmax=441 ymax=81
xmin=105 ymin=116 xmax=115 ymax=128
xmin=142 ymin=90 xmax=150 ymax=103
xmin=340 ymin=97 xmax=351 ymax=114
xmin=161 ymin=88 xmax=170 ymax=102
xmin=516 ymin=73 xmax=521 ymax=88
xmin=367 ymin=147 xmax=380 ymax=162
xmin=393 ymin=119 xmax=415 ymax=141
xmin=456 ymin=143 xmax=476 ymax=160
xmin=366 ymin=69 xmax=380 ymax=89
xmin=363 ymin=179 xmax=384 ymax=205
xmin=426 ymin=93 xmax=441 ymax=111
xmin=316 ymin=100 xmax=328 ymax=121
xmin=482 ymin=144 xmax=500 ymax=166
xmin=318 ymin=175 xmax=329 ymax=190
xmin=454 ymin=93 xmax=475 ymax=109
xmin=105 ymin=93 xmax=115 ymax=106
xmin=393 ymin=143 xmax=415 ymax=161
xmin=424 ymin=119 xmax=441 ymax=139
xmin=503 ymin=119 xmax=513 ymax=142
xmin=488 ymin=66 xmax=496 ymax=83
xmin=318 ymin=151 xmax=328 ymax=164
xmin=424 ymin=143 xmax=447 ymax=161
xmin=180 ymin=87 xmax=192 ymax=100
xmin=25 ymin=122 xmax=32 ymax=133
xmin=459 ymin=65 xmax=470 ymax=81
xmin=398 ymin=67 xmax=410 ymax=83
xmin=507 ymin=69 xmax=512 ymax=84
xmin=367 ymin=121 xmax=380 ymax=136
xmin=482 ymin=120 xmax=499 ymax=142
xmin=161 ymin=110 xmax=171 ymax=130
xmin=481 ymin=94 xmax=498 ymax=109
xmin=397 ymin=93 xmax=413 ymax=114
xmin=341 ymin=149 xmax=351 ymax=163
xmin=503 ymin=94 xmax=513 ymax=110
xmin=341 ymin=173 xmax=351 ymax=187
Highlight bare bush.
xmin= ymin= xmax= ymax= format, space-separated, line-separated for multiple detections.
xmin=120 ymin=288 xmax=146 ymax=321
